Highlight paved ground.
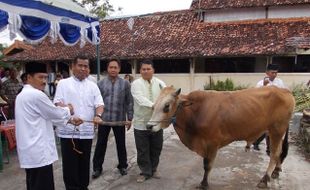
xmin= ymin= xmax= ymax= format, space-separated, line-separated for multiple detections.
xmin=1 ymin=114 xmax=310 ymax=190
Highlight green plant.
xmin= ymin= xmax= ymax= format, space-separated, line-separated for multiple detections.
xmin=204 ymin=78 xmax=248 ymax=91
xmin=291 ymin=83 xmax=310 ymax=112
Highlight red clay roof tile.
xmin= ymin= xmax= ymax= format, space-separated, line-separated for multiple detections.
xmin=190 ymin=0 xmax=310 ymax=10
xmin=6 ymin=10 xmax=310 ymax=61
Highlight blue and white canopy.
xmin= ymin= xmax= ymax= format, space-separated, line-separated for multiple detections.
xmin=0 ymin=0 xmax=100 ymax=47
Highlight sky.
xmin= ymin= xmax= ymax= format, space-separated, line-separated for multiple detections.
xmin=0 ymin=0 xmax=193 ymax=46
xmin=108 ymin=0 xmax=192 ymax=17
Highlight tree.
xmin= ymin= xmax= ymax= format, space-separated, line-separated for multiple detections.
xmin=0 ymin=44 xmax=6 ymax=67
xmin=74 ymin=0 xmax=122 ymax=19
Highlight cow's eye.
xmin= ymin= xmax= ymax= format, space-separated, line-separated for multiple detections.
xmin=163 ymin=103 xmax=170 ymax=113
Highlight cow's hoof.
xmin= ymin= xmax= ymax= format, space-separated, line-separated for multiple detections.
xmin=257 ymin=174 xmax=270 ymax=188
xmin=196 ymin=184 xmax=208 ymax=190
xmin=271 ymin=171 xmax=279 ymax=179
xmin=271 ymin=168 xmax=281 ymax=179
xmin=257 ymin=181 xmax=268 ymax=189
xmin=245 ymin=145 xmax=250 ymax=152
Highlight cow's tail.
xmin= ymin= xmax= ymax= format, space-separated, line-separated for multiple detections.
xmin=280 ymin=128 xmax=289 ymax=163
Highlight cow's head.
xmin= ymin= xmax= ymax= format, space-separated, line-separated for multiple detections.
xmin=147 ymin=86 xmax=181 ymax=132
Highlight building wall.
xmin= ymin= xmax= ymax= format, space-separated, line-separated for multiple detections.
xmin=107 ymin=73 xmax=309 ymax=94
xmin=203 ymin=4 xmax=310 ymax=23
xmin=269 ymin=5 xmax=310 ymax=18
xmin=154 ymin=73 xmax=309 ymax=94
xmin=204 ymin=7 xmax=265 ymax=22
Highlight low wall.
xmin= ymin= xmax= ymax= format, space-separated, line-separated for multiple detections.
xmin=93 ymin=73 xmax=310 ymax=94
xmin=159 ymin=73 xmax=309 ymax=94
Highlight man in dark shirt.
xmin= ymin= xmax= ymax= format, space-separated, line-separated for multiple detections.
xmin=0 ymin=68 xmax=22 ymax=119
xmin=92 ymin=59 xmax=133 ymax=178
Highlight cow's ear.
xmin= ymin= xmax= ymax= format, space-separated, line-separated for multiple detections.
xmin=178 ymin=95 xmax=192 ymax=106
xmin=173 ymin=88 xmax=181 ymax=97
xmin=177 ymin=94 xmax=188 ymax=104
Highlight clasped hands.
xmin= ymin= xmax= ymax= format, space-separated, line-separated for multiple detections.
xmin=68 ymin=115 xmax=103 ymax=126
xmin=57 ymin=102 xmax=84 ymax=126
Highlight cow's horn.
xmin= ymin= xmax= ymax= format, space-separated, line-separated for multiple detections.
xmin=173 ymin=88 xmax=181 ymax=97
xmin=159 ymin=83 xmax=163 ymax=90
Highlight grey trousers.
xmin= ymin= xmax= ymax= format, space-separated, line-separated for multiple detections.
xmin=134 ymin=129 xmax=163 ymax=177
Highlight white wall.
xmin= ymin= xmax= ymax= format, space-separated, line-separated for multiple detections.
xmin=153 ymin=73 xmax=309 ymax=94
xmin=203 ymin=4 xmax=310 ymax=23
xmin=204 ymin=7 xmax=265 ymax=22
xmin=269 ymin=5 xmax=310 ymax=18
xmin=92 ymin=71 xmax=309 ymax=95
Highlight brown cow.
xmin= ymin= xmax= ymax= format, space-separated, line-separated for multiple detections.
xmin=146 ymin=86 xmax=295 ymax=189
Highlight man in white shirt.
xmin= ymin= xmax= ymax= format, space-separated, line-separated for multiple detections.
xmin=15 ymin=62 xmax=83 ymax=190
xmin=256 ymin=64 xmax=285 ymax=89
xmin=131 ymin=60 xmax=166 ymax=183
xmin=53 ymin=55 xmax=104 ymax=190
xmin=253 ymin=63 xmax=286 ymax=152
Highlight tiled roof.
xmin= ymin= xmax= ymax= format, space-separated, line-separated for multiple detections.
xmin=6 ymin=10 xmax=310 ymax=62
xmin=190 ymin=0 xmax=310 ymax=10
xmin=3 ymin=40 xmax=33 ymax=56
xmin=5 ymin=39 xmax=96 ymax=62
xmin=286 ymin=37 xmax=310 ymax=48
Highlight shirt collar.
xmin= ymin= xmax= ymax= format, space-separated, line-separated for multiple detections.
xmin=24 ymin=84 xmax=32 ymax=89
xmin=108 ymin=76 xmax=119 ymax=82
xmin=72 ymin=75 xmax=86 ymax=82
xmin=142 ymin=77 xmax=154 ymax=84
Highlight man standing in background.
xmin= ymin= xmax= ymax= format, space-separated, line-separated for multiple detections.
xmin=0 ymin=68 xmax=22 ymax=119
xmin=253 ymin=63 xmax=286 ymax=152
xmin=92 ymin=59 xmax=133 ymax=179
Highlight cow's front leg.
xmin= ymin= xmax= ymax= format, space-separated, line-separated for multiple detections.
xmin=245 ymin=141 xmax=251 ymax=152
xmin=197 ymin=148 xmax=218 ymax=190
xmin=197 ymin=158 xmax=209 ymax=190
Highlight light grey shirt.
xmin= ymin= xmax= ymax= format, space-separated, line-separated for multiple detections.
xmin=131 ymin=77 xmax=166 ymax=130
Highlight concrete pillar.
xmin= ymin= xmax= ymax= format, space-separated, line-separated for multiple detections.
xmin=55 ymin=62 xmax=59 ymax=73
xmin=132 ymin=59 xmax=137 ymax=78
xmin=190 ymin=58 xmax=195 ymax=91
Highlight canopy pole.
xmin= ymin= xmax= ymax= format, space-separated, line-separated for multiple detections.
xmin=96 ymin=44 xmax=100 ymax=81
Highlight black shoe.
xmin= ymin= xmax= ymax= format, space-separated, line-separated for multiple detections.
xmin=92 ymin=170 xmax=102 ymax=179
xmin=253 ymin=145 xmax=260 ymax=151
xmin=119 ymin=168 xmax=127 ymax=176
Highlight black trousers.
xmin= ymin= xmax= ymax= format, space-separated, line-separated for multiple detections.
xmin=134 ymin=129 xmax=163 ymax=177
xmin=92 ymin=125 xmax=128 ymax=171
xmin=25 ymin=164 xmax=54 ymax=190
xmin=253 ymin=133 xmax=266 ymax=146
xmin=48 ymin=83 xmax=55 ymax=96
xmin=60 ymin=138 xmax=92 ymax=190
xmin=253 ymin=133 xmax=270 ymax=154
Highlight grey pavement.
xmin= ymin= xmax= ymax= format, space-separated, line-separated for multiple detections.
xmin=1 ymin=114 xmax=310 ymax=190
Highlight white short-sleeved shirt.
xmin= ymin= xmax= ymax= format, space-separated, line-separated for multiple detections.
xmin=256 ymin=78 xmax=286 ymax=88
xmin=53 ymin=76 xmax=104 ymax=139
xmin=15 ymin=85 xmax=71 ymax=168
